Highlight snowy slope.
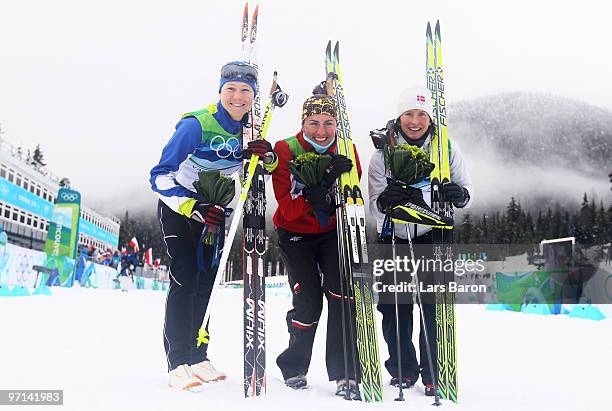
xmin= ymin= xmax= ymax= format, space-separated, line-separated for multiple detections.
xmin=0 ymin=287 xmax=610 ymax=411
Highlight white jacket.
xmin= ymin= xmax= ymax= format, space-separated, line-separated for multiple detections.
xmin=368 ymin=135 xmax=473 ymax=239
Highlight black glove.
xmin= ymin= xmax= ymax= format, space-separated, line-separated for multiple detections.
xmin=321 ymin=154 xmax=353 ymax=187
xmin=302 ymin=185 xmax=335 ymax=214
xmin=441 ymin=182 xmax=470 ymax=208
xmin=243 ymin=139 xmax=278 ymax=171
xmin=243 ymin=139 xmax=276 ymax=159
xmin=376 ymin=182 xmax=417 ymax=213
xmin=189 ymin=202 xmax=225 ymax=227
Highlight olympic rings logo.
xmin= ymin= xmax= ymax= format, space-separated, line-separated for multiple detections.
xmin=60 ymin=192 xmax=79 ymax=202
xmin=209 ymin=135 xmax=243 ymax=160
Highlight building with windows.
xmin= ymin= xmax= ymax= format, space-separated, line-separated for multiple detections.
xmin=0 ymin=138 xmax=119 ymax=251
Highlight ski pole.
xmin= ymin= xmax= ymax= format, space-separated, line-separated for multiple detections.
xmin=390 ymin=230 xmax=405 ymax=401
xmin=405 ymin=227 xmax=441 ymax=406
xmin=334 ymin=194 xmax=352 ymax=400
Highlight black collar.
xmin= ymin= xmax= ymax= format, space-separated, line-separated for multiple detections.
xmin=397 ymin=127 xmax=429 ymax=148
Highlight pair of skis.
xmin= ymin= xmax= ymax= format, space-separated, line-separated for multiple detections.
xmin=240 ymin=3 xmax=267 ymax=399
xmin=427 ymin=20 xmax=458 ymax=403
xmin=325 ymin=41 xmax=384 ymax=403
xmin=196 ymin=2 xmax=287 ymax=399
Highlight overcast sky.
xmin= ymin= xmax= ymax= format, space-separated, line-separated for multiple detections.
xmin=1 ymin=0 xmax=611 ymax=215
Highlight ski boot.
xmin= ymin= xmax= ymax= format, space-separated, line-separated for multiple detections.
xmin=424 ymin=383 xmax=438 ymax=397
xmin=285 ymin=374 xmax=307 ymax=390
xmin=390 ymin=376 xmax=415 ymax=389
xmin=168 ymin=364 xmax=203 ymax=392
xmin=191 ymin=360 xmax=226 ymax=383
xmin=335 ymin=379 xmax=361 ymax=400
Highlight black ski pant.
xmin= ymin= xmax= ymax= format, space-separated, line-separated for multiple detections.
xmin=158 ymin=200 xmax=216 ymax=372
xmin=276 ymin=227 xmax=359 ymax=382
xmin=376 ymin=231 xmax=439 ymax=385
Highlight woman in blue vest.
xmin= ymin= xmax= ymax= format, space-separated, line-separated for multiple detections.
xmin=149 ymin=61 xmax=276 ymax=392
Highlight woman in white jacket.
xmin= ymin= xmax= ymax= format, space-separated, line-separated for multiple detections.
xmin=367 ymin=86 xmax=473 ymax=396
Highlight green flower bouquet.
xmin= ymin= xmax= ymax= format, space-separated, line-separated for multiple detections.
xmin=192 ymin=170 xmax=235 ymax=243
xmin=288 ymin=152 xmax=333 ymax=187
xmin=383 ymin=143 xmax=434 ymax=185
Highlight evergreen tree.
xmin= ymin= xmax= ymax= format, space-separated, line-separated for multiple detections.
xmin=118 ymin=210 xmax=135 ymax=250
xmin=576 ymin=193 xmax=594 ymax=244
xmin=503 ymin=197 xmax=522 ymax=243
xmin=32 ymin=144 xmax=46 ymax=167
xmin=551 ymin=203 xmax=563 ymax=240
xmin=563 ymin=211 xmax=573 ymax=239
xmin=523 ymin=211 xmax=534 ymax=243
xmin=457 ymin=213 xmax=474 ymax=243
xmin=607 ymin=204 xmax=612 ymax=244
xmin=492 ymin=211 xmax=502 ymax=243
xmin=478 ymin=214 xmax=489 ymax=244
xmin=535 ymin=210 xmax=545 ymax=242
xmin=594 ymin=201 xmax=607 ymax=245
xmin=544 ymin=207 xmax=554 ymax=239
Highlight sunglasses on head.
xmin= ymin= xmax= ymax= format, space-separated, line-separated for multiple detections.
xmin=221 ymin=63 xmax=258 ymax=82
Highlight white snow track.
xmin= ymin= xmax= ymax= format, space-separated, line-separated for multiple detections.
xmin=0 ymin=287 xmax=609 ymax=410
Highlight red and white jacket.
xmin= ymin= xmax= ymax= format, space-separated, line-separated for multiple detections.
xmin=272 ymin=131 xmax=362 ymax=234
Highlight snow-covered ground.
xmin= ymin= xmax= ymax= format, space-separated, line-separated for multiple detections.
xmin=1 ymin=286 xmax=610 ymax=411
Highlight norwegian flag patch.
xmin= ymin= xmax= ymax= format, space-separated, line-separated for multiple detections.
xmin=417 ymin=94 xmax=426 ymax=103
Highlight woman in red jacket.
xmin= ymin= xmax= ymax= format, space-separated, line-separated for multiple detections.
xmin=272 ymin=93 xmax=362 ymax=399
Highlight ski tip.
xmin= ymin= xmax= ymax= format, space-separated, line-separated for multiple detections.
xmin=435 ymin=20 xmax=441 ymax=38
xmin=243 ymin=2 xmax=249 ymax=26
xmin=426 ymin=21 xmax=432 ymax=35
xmin=333 ymin=41 xmax=340 ymax=58
xmin=251 ymin=4 xmax=259 ymax=29
xmin=325 ymin=41 xmax=332 ymax=75
xmin=249 ymin=5 xmax=259 ymax=43
xmin=242 ymin=3 xmax=249 ymax=40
